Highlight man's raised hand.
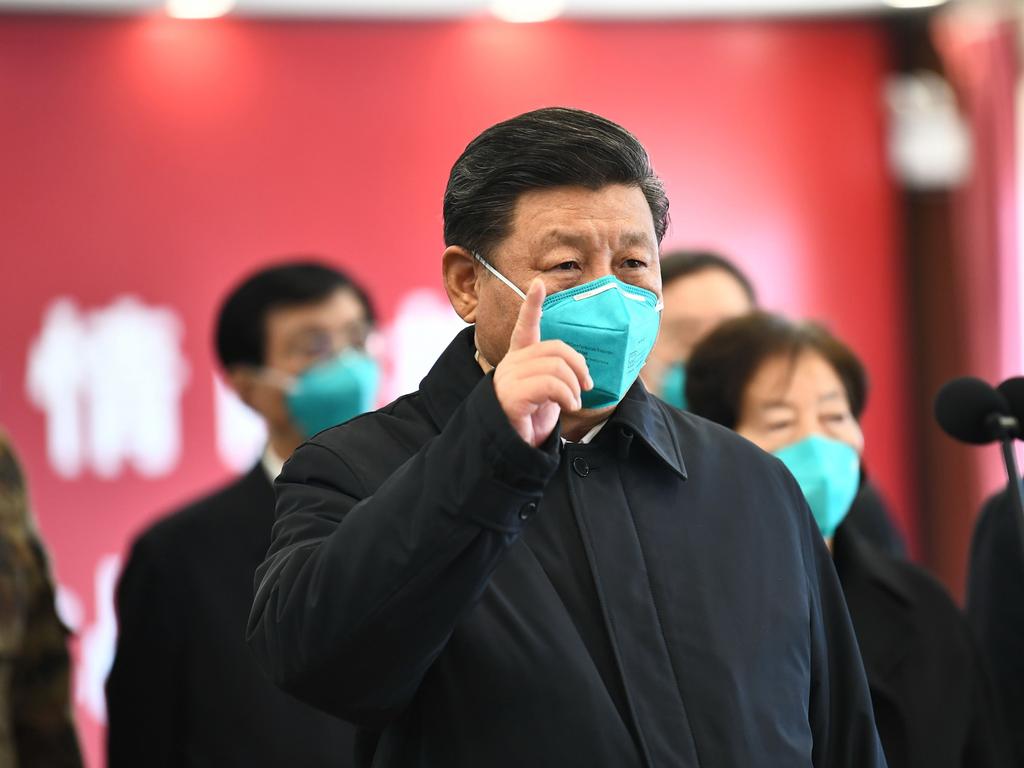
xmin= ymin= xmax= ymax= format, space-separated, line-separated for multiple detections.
xmin=493 ymin=279 xmax=593 ymax=447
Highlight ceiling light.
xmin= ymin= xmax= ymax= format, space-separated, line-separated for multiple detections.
xmin=165 ymin=0 xmax=235 ymax=18
xmin=490 ymin=0 xmax=566 ymax=23
xmin=882 ymin=0 xmax=948 ymax=9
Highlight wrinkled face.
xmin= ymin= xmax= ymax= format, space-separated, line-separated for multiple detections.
xmin=231 ymin=287 xmax=370 ymax=436
xmin=651 ymin=268 xmax=753 ymax=367
xmin=735 ymin=351 xmax=864 ymax=456
xmin=469 ymin=184 xmax=662 ymax=367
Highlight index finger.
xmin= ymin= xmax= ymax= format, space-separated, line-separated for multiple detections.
xmin=508 ymin=278 xmax=545 ymax=352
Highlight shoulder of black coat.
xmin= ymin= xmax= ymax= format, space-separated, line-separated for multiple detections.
xmin=130 ymin=464 xmax=270 ymax=556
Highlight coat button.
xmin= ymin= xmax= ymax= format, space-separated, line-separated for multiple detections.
xmin=519 ymin=502 xmax=537 ymax=521
xmin=572 ymin=456 xmax=590 ymax=477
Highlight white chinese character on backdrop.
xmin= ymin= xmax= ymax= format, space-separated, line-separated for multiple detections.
xmin=68 ymin=553 xmax=121 ymax=724
xmin=25 ymin=300 xmax=88 ymax=477
xmin=26 ymin=296 xmax=190 ymax=479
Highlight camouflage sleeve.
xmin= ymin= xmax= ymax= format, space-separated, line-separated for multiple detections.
xmin=0 ymin=432 xmax=83 ymax=767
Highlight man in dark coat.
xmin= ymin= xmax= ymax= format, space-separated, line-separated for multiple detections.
xmin=967 ymin=488 xmax=1024 ymax=766
xmin=248 ymin=108 xmax=886 ymax=767
xmin=107 ymin=261 xmax=378 ymax=767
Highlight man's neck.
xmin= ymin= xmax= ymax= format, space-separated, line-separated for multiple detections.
xmin=561 ymin=407 xmax=615 ymax=442
xmin=268 ymin=432 xmax=303 ymax=463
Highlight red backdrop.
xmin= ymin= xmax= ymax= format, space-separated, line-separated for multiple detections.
xmin=0 ymin=15 xmax=910 ymax=766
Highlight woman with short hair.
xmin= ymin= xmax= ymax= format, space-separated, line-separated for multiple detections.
xmin=686 ymin=311 xmax=1009 ymax=768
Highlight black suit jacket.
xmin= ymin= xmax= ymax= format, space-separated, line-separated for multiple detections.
xmin=833 ymin=527 xmax=1010 ymax=768
xmin=843 ymin=477 xmax=907 ymax=558
xmin=248 ymin=327 xmax=884 ymax=768
xmin=967 ymin=488 xmax=1024 ymax=767
xmin=106 ymin=464 xmax=355 ymax=768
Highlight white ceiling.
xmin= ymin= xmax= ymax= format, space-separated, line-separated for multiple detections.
xmin=0 ymin=0 xmax=943 ymax=18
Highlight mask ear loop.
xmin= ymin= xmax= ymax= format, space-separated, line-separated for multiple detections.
xmin=472 ymin=252 xmax=529 ymax=370
xmin=473 ymin=252 xmax=528 ymax=301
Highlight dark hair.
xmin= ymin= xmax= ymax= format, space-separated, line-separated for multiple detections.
xmin=685 ymin=311 xmax=867 ymax=428
xmin=443 ymin=107 xmax=670 ymax=259
xmin=215 ymin=259 xmax=375 ymax=370
xmin=660 ymin=250 xmax=758 ymax=305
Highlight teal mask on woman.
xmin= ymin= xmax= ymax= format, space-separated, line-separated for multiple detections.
xmin=285 ymin=350 xmax=380 ymax=438
xmin=773 ymin=435 xmax=860 ymax=538
xmin=475 ymin=254 xmax=662 ymax=408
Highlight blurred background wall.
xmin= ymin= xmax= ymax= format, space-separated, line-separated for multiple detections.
xmin=0 ymin=1 xmax=1019 ymax=764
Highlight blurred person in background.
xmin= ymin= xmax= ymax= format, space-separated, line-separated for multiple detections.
xmin=0 ymin=430 xmax=83 ymax=767
xmin=686 ymin=311 xmax=1009 ymax=768
xmin=641 ymin=249 xmax=756 ymax=410
xmin=966 ymin=488 xmax=1024 ymax=766
xmin=106 ymin=260 xmax=379 ymax=768
xmin=247 ymin=107 xmax=886 ymax=768
xmin=650 ymin=251 xmax=905 ymax=558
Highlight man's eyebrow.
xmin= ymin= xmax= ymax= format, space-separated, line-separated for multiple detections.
xmin=618 ymin=230 xmax=655 ymax=250
xmin=284 ymin=324 xmax=327 ymax=339
xmin=284 ymin=321 xmax=361 ymax=341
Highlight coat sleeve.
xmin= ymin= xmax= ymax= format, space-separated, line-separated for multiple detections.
xmin=105 ymin=534 xmax=185 ymax=768
xmin=797 ymin=489 xmax=888 ymax=768
xmin=247 ymin=375 xmax=560 ymax=728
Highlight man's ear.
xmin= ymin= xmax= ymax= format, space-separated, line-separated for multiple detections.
xmin=442 ymin=246 xmax=480 ymax=323
xmin=226 ymin=366 xmax=260 ymax=411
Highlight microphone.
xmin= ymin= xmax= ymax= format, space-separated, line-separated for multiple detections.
xmin=934 ymin=376 xmax=1017 ymax=444
xmin=998 ymin=377 xmax=1024 ymax=427
xmin=935 ymin=376 xmax=1024 ymax=560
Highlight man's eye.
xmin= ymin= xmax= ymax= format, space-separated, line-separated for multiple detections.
xmin=767 ymin=422 xmax=794 ymax=432
xmin=824 ymin=413 xmax=851 ymax=424
xmin=622 ymin=259 xmax=647 ymax=269
xmin=553 ymin=261 xmax=580 ymax=271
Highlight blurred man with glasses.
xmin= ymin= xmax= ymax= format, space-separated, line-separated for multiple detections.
xmin=107 ymin=260 xmax=378 ymax=768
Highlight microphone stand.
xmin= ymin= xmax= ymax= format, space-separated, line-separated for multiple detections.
xmin=988 ymin=413 xmax=1024 ymax=557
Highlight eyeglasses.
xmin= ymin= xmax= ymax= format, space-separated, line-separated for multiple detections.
xmin=283 ymin=321 xmax=372 ymax=363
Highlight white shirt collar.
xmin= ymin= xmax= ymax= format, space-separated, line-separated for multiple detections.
xmin=261 ymin=445 xmax=286 ymax=483
xmin=561 ymin=419 xmax=608 ymax=447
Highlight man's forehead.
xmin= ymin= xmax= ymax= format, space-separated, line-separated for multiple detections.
xmin=267 ymin=289 xmax=366 ymax=331
xmin=512 ymin=185 xmax=654 ymax=228
xmin=533 ymin=226 xmax=656 ymax=251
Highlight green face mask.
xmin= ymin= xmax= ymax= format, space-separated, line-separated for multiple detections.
xmin=773 ymin=435 xmax=861 ymax=538
xmin=285 ymin=350 xmax=380 ymax=438
xmin=475 ymin=254 xmax=663 ymax=408
xmin=660 ymin=361 xmax=688 ymax=410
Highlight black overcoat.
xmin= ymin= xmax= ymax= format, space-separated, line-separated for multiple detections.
xmin=107 ymin=464 xmax=356 ymax=767
xmin=966 ymin=487 xmax=1024 ymax=767
xmin=834 ymin=528 xmax=1010 ymax=768
xmin=249 ymin=328 xmax=885 ymax=768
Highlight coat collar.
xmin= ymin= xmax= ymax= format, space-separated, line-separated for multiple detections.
xmin=419 ymin=327 xmax=688 ymax=480
xmin=606 ymin=378 xmax=688 ymax=479
xmin=245 ymin=459 xmax=277 ymax=501
xmin=418 ymin=326 xmax=487 ymax=431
